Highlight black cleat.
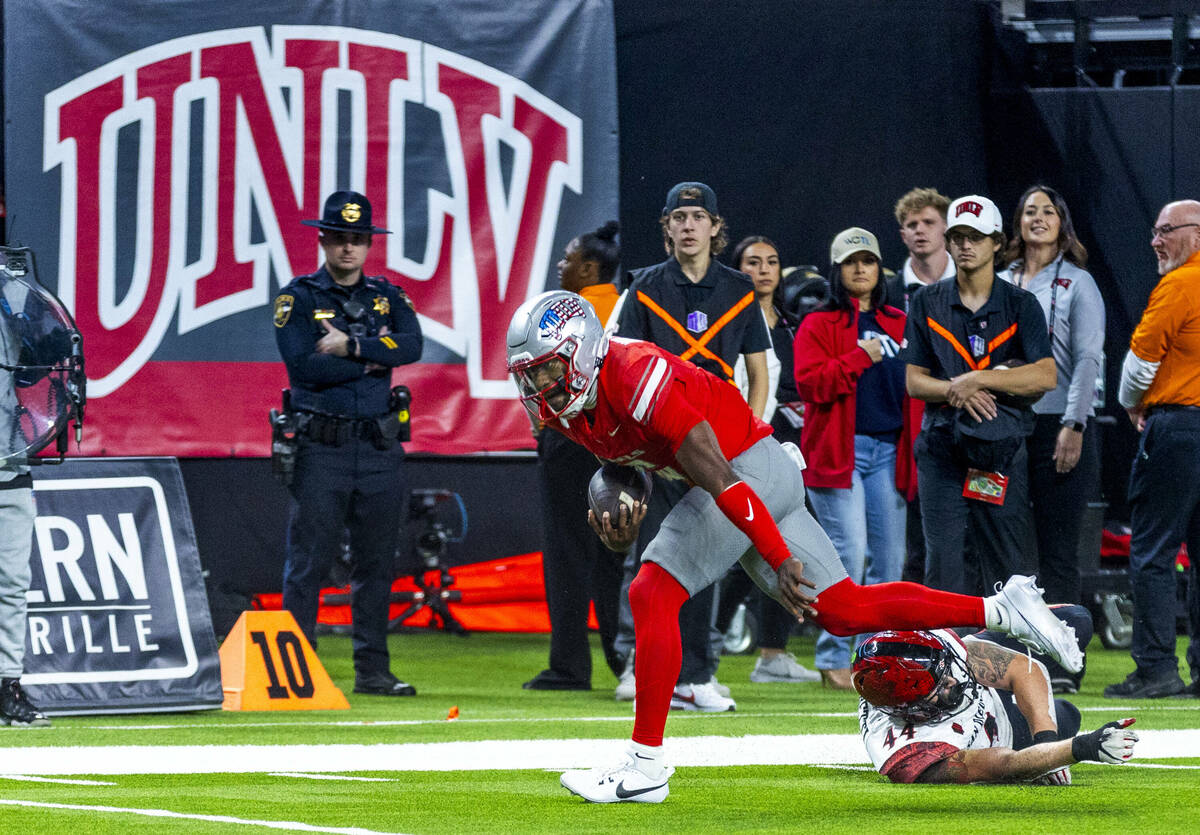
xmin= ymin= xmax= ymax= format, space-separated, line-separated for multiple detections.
xmin=0 ymin=678 xmax=51 ymax=727
xmin=522 ymin=670 xmax=591 ymax=691
xmin=1103 ymin=670 xmax=1185 ymax=699
xmin=354 ymin=671 xmax=417 ymax=696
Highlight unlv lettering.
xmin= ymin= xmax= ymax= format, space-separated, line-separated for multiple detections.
xmin=43 ymin=27 xmax=582 ymax=399
xmin=955 ymin=200 xmax=983 ymax=218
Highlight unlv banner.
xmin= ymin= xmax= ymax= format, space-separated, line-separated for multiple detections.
xmin=2 ymin=1 xmax=618 ymax=455
xmin=23 ymin=458 xmax=223 ymax=714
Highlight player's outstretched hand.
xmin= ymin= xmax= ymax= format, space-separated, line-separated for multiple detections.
xmin=1033 ymin=766 xmax=1072 ymax=786
xmin=776 ymin=557 xmax=817 ymax=621
xmin=1072 ymin=718 xmax=1138 ymax=764
xmin=588 ymin=500 xmax=647 ymax=552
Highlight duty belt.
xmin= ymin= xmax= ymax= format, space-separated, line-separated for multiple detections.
xmin=295 ymin=410 xmax=382 ymax=446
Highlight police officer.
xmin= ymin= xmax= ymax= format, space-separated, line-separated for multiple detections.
xmin=274 ymin=190 xmax=423 ymax=696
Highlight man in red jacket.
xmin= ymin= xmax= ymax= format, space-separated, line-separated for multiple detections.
xmin=507 ymin=289 xmax=1082 ymax=804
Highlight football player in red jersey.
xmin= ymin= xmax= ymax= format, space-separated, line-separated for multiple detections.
xmin=507 ymin=290 xmax=1084 ymax=804
xmin=853 ymin=627 xmax=1137 ymax=784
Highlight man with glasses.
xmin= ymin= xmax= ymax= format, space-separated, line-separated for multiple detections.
xmin=1108 ymin=199 xmax=1200 ymax=699
xmin=900 ymin=195 xmax=1056 ymax=596
xmin=274 ymin=190 xmax=424 ymax=696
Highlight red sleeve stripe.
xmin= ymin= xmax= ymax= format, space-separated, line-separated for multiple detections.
xmin=630 ymin=357 xmax=670 ymax=422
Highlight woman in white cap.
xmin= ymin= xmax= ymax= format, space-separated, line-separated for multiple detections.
xmin=792 ymin=228 xmax=921 ymax=688
xmin=998 ymin=186 xmax=1105 ymax=619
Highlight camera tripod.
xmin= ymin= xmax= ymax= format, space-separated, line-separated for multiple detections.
xmin=387 ymin=490 xmax=469 ymax=635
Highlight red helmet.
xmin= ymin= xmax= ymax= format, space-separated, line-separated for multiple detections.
xmin=852 ymin=630 xmax=972 ymax=722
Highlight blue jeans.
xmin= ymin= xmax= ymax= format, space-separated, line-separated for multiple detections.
xmin=808 ymin=435 xmax=907 ymax=670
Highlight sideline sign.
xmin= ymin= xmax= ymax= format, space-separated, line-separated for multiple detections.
xmin=24 ymin=457 xmax=223 ymax=714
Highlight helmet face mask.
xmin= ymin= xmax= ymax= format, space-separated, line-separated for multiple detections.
xmin=506 ymin=291 xmax=608 ymax=422
xmin=852 ymin=630 xmax=974 ymax=723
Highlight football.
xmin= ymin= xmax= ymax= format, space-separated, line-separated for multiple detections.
xmin=587 ymin=463 xmax=653 ymax=520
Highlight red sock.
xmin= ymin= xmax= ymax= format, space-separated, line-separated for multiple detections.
xmin=814 ymin=578 xmax=985 ymax=637
xmin=628 ymin=562 xmax=689 ymax=747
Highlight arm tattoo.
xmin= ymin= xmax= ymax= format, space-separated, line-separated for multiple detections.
xmin=916 ymin=752 xmax=972 ymax=785
xmin=966 ymin=640 xmax=1014 ymax=686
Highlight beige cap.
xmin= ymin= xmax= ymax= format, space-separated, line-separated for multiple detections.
xmin=830 ymin=227 xmax=881 ymax=265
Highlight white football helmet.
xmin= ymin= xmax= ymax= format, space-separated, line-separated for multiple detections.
xmin=506 ymin=290 xmax=609 ymax=421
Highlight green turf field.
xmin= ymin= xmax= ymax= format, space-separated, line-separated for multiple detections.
xmin=1 ymin=630 xmax=1197 ymax=833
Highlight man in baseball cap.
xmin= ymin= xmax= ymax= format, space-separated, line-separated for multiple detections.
xmin=946 ymin=195 xmax=1004 ymax=246
xmin=898 ymin=193 xmax=1056 ymax=599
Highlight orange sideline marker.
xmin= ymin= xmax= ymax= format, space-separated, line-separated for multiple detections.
xmin=219 ymin=610 xmax=349 ymax=711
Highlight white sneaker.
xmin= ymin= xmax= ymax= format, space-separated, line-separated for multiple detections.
xmin=560 ymin=753 xmax=674 ymax=803
xmin=989 ymin=575 xmax=1084 ymax=673
xmin=708 ymin=676 xmax=731 ymax=697
xmin=615 ymin=666 xmax=636 ymax=702
xmin=671 ymin=681 xmax=736 ymax=712
xmin=750 ymin=652 xmax=822 ymax=683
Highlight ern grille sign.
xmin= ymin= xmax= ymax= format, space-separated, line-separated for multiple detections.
xmin=23 ymin=458 xmax=223 ymax=714
xmin=3 ymin=1 xmax=618 ymax=456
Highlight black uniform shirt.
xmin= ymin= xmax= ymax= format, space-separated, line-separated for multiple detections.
xmin=617 ymin=258 xmax=770 ymax=382
xmin=900 ymin=275 xmax=1050 ymax=428
xmin=273 ymin=266 xmax=422 ymax=417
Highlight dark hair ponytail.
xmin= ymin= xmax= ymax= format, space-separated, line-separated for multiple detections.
xmin=578 ymin=220 xmax=621 ymax=283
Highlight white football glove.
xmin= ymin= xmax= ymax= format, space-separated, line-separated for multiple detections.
xmin=1033 ymin=766 xmax=1072 ymax=786
xmin=1073 ymin=718 xmax=1138 ymax=764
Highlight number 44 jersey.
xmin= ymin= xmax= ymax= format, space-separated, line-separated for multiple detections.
xmin=858 ymin=630 xmax=1014 ymax=783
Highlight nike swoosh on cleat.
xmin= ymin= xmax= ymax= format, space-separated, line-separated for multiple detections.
xmin=615 ymin=780 xmax=667 ymax=799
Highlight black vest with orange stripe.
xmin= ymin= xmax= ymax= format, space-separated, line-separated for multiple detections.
xmin=900 ymin=276 xmax=1052 ymax=427
xmin=617 ymin=258 xmax=771 ymax=382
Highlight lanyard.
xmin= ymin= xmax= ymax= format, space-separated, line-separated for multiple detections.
xmin=1016 ymin=256 xmax=1064 ymax=341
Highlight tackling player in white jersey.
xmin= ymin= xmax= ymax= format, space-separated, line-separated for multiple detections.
xmin=854 ymin=624 xmax=1138 ymax=784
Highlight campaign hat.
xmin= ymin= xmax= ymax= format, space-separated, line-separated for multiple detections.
xmin=301 ymin=190 xmax=391 ymax=234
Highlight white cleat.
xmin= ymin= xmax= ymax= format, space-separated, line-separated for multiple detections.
xmin=707 ymin=676 xmax=732 ymax=697
xmin=670 ymin=681 xmax=736 ymax=712
xmin=750 ymin=652 xmax=822 ymax=683
xmin=990 ymin=575 xmax=1084 ymax=673
xmin=615 ymin=667 xmax=636 ymax=702
xmin=560 ymin=754 xmax=674 ymax=803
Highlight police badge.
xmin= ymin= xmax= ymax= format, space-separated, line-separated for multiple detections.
xmin=273 ymin=294 xmax=294 ymax=327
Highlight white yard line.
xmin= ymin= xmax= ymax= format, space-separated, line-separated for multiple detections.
xmin=6 ymin=729 xmax=1198 ymax=775
xmin=270 ymin=773 xmax=398 ymax=782
xmin=58 ymin=704 xmax=1200 ymax=733
xmin=0 ymin=774 xmax=114 ymax=785
xmin=0 ymin=799 xmax=407 ymax=834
